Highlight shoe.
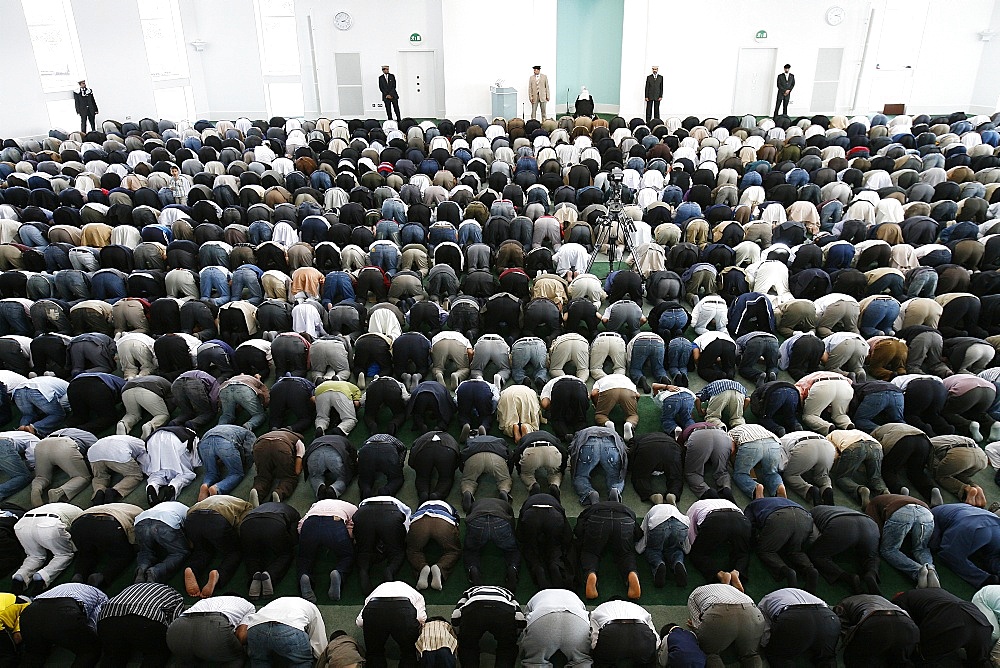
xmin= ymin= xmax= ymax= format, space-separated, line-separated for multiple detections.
xmin=91 ymin=489 xmax=106 ymax=506
xmin=459 ymin=423 xmax=471 ymax=444
xmin=462 ymin=491 xmax=474 ymax=514
xmin=11 ymin=576 xmax=25 ymax=596
xmin=930 ymin=488 xmax=944 ymax=508
xmin=146 ymin=485 xmax=159 ymax=507
xmin=548 ymin=483 xmax=561 ymax=500
xmin=271 ymin=492 xmax=281 ymax=504
xmin=807 ymin=486 xmax=821 ymax=506
xmin=609 ymin=487 xmax=622 ymax=503
xmin=528 ymin=482 xmax=541 ymax=496
xmin=783 ymin=567 xmax=798 ymax=588
xmin=917 ymin=564 xmax=930 ymax=589
xmin=499 ymin=490 xmax=512 ymax=504
xmin=184 ymin=568 xmax=201 ymax=597
xmin=299 ymin=574 xmax=317 ymax=603
xmin=821 ymin=487 xmax=835 ymax=506
xmin=134 ymin=567 xmax=147 ymax=584
xmin=586 ymin=490 xmax=599 ymax=506
xmin=417 ymin=565 xmax=431 ymax=590
xmin=585 ymin=572 xmax=598 ymax=599
xmin=533 ymin=376 xmax=546 ymax=393
xmin=315 ymin=426 xmax=325 ymax=438
xmin=249 ymin=488 xmax=260 ymax=508
xmin=158 ymin=486 xmax=174 ymax=503
xmin=623 ymin=422 xmax=634 ymax=442
xmin=627 ymin=571 xmax=641 ymax=599
xmin=467 ymin=566 xmax=481 ymax=586
xmin=328 ymin=570 xmax=342 ymax=600
xmin=653 ymin=563 xmax=667 ymax=588
xmin=201 ymin=570 xmax=219 ymax=598
xmin=926 ymin=565 xmax=941 ymax=588
xmin=899 ymin=486 xmax=909 ymax=497
xmin=25 ymin=576 xmax=46 ymax=597
xmin=637 ymin=377 xmax=651 ymax=393
xmin=505 ymin=564 xmax=519 ymax=590
xmin=674 ymin=373 xmax=688 ymax=388
xmin=317 ymin=484 xmax=328 ymax=500
xmin=116 ymin=421 xmax=128 ymax=436
xmin=804 ymin=568 xmax=819 ymax=594
xmin=430 ymin=564 xmax=443 ymax=591
xmin=249 ymin=572 xmax=263 ymax=599
xmin=649 ymin=493 xmax=664 ymax=505
xmin=521 ymin=377 xmax=533 ymax=388
xmin=674 ymin=562 xmax=688 ymax=588
xmin=858 ymin=486 xmax=871 ymax=508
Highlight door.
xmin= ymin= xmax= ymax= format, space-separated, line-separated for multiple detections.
xmin=397 ymin=50 xmax=437 ymax=119
xmin=733 ymin=48 xmax=778 ymax=116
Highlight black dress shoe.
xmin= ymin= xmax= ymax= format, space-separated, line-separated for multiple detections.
xmin=146 ymin=485 xmax=159 ymax=507
xmin=158 ymin=486 xmax=175 ymax=503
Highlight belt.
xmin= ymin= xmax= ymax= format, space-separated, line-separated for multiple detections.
xmin=596 ymin=332 xmax=620 ymax=338
xmin=24 ymin=513 xmax=60 ymax=519
xmin=785 ymin=436 xmax=816 ymax=448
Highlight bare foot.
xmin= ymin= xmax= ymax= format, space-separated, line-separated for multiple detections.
xmin=730 ymin=570 xmax=744 ymax=593
xmin=975 ymin=487 xmax=988 ymax=508
xmin=754 ymin=483 xmax=765 ymax=499
xmin=717 ymin=570 xmax=732 ymax=585
xmin=776 ymin=484 xmax=787 ymax=498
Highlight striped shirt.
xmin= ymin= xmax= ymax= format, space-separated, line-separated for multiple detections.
xmin=35 ymin=584 xmax=108 ymax=631
xmin=416 ymin=619 xmax=458 ymax=654
xmin=98 ymin=583 xmax=184 ymax=627
xmin=729 ymin=424 xmax=779 ymax=447
xmin=452 ymin=586 xmax=525 ymax=625
xmin=688 ymin=583 xmax=755 ymax=629
xmin=697 ymin=379 xmax=747 ymax=401
xmin=410 ymin=500 xmax=459 ymax=527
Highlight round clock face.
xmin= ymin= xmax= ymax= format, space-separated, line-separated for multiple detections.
xmin=826 ymin=6 xmax=845 ymax=25
xmin=335 ymin=11 xmax=353 ymax=30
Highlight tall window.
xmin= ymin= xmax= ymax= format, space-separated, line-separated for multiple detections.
xmin=254 ymin=0 xmax=304 ymax=117
xmin=22 ymin=0 xmax=86 ymax=93
xmin=138 ymin=0 xmax=189 ymax=80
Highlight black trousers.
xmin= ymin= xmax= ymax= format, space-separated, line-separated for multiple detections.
xmin=940 ymin=296 xmax=986 ymax=339
xmin=66 ymin=377 xmax=120 ymax=435
xmin=234 ymin=346 xmax=271 ymax=381
xmin=842 ymin=612 xmax=919 ymax=668
xmin=391 ymin=336 xmax=430 ymax=376
xmin=903 ymin=379 xmax=952 ymax=436
xmin=80 ymin=112 xmax=96 ymax=133
xmin=0 ymin=516 xmax=24 ymax=574
xmin=482 ymin=301 xmax=521 ymax=342
xmin=409 ymin=444 xmax=459 ymax=503
xmin=97 ymin=614 xmax=171 ymax=668
xmin=646 ymin=99 xmax=660 ymax=121
xmin=787 ymin=336 xmax=826 ymax=380
xmin=153 ymin=336 xmax=194 ymax=382
xmin=20 ymin=597 xmax=101 ymax=668
xmin=521 ymin=303 xmax=561 ymax=345
xmin=455 ymin=601 xmax=522 ymax=668
xmin=383 ymin=96 xmax=401 ymax=121
xmin=196 ymin=346 xmax=234 ymax=382
xmin=352 ymin=503 xmax=407 ymax=589
xmin=70 ymin=514 xmax=135 ymax=585
xmin=549 ymin=380 xmax=590 ymax=438
xmin=630 ymin=440 xmax=683 ymax=502
xmin=356 ymin=269 xmax=388 ymax=303
xmin=271 ymin=337 xmax=308 ymax=378
xmin=239 ymin=513 xmax=297 ymax=586
xmin=565 ymin=299 xmax=600 ymax=339
xmin=697 ymin=340 xmax=736 ymax=382
xmin=268 ymin=381 xmax=315 ymax=433
xmin=456 ymin=380 xmax=494 ymax=431
xmin=358 ymin=443 xmax=405 ymax=499
xmin=607 ymin=271 xmax=643 ymax=304
xmin=0 ymin=342 xmax=28 ymax=376
xmin=763 ymin=605 xmax=840 ymax=668
xmin=755 ymin=507 xmax=816 ymax=582
xmin=577 ymin=508 xmax=637 ymax=580
xmin=361 ymin=599 xmax=420 ymax=668
xmin=592 ymin=622 xmax=658 ymax=668
xmin=184 ymin=510 xmax=241 ymax=587
xmin=774 ymin=91 xmax=789 ymax=117
xmin=254 ymin=304 xmax=292 ymax=336
xmin=354 ymin=337 xmax=392 ymax=377
xmin=30 ymin=335 xmax=70 ymax=378
xmin=808 ymin=516 xmax=880 ymax=584
xmin=518 ymin=505 xmax=572 ymax=589
xmin=180 ymin=302 xmax=217 ymax=341
xmin=916 ymin=617 xmax=993 ymax=666
xmin=882 ymin=434 xmax=936 ymax=499
xmin=362 ymin=379 xmax=407 ymax=434
xmin=689 ymin=510 xmax=751 ymax=582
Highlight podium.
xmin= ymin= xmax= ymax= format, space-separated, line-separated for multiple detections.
xmin=491 ymin=87 xmax=517 ymax=119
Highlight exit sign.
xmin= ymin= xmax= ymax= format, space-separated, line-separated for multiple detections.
xmin=410 ymin=32 xmax=422 ymax=42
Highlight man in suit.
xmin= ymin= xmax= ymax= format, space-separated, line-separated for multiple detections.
xmin=379 ymin=66 xmax=400 ymax=121
xmin=74 ymin=80 xmax=99 ymax=133
xmin=528 ymin=66 xmax=550 ymax=121
xmin=774 ymin=64 xmax=794 ymax=118
xmin=644 ymin=66 xmax=663 ymax=121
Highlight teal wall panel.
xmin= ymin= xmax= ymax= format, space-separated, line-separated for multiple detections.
xmin=556 ymin=0 xmax=624 ymax=113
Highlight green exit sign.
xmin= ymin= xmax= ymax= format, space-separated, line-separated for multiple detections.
xmin=755 ymin=29 xmax=768 ymax=39
xmin=410 ymin=32 xmax=422 ymax=42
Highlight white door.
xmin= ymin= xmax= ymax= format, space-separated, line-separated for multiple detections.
xmin=397 ymin=50 xmax=437 ymax=119
xmin=733 ymin=48 xmax=778 ymax=116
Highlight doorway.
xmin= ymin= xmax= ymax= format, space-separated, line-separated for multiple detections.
xmin=733 ymin=48 xmax=778 ymax=116
xmin=397 ymin=50 xmax=438 ymax=119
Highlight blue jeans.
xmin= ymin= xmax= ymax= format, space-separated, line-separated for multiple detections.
xmin=511 ymin=339 xmax=548 ymax=384
xmin=643 ymin=517 xmax=688 ymax=569
xmin=307 ymin=447 xmax=348 ymax=496
xmin=987 ymin=381 xmax=1000 ymax=422
xmin=90 ymin=272 xmax=126 ymax=303
xmin=14 ymin=388 xmax=66 ymax=437
xmin=200 ymin=267 xmax=231 ymax=306
xmin=860 ymin=299 xmax=900 ymax=338
xmin=0 ymin=441 xmax=31 ymax=500
xmin=310 ymin=171 xmax=332 ymax=190
xmin=135 ymin=519 xmax=190 ymax=582
xmin=55 ymin=270 xmax=90 ymax=301
xmin=733 ymin=438 xmax=783 ymax=497
xmin=219 ymin=383 xmax=267 ymax=431
xmin=880 ymin=504 xmax=935 ymax=582
xmin=832 ymin=441 xmax=887 ymax=496
xmin=0 ymin=302 xmax=33 ymax=337
xmin=658 ymin=308 xmax=688 ymax=338
xmin=381 ymin=199 xmax=406 ymax=225
xmin=18 ymin=225 xmax=48 ymax=248
xmin=370 ymin=245 xmax=399 ymax=277
xmin=659 ymin=393 xmax=695 ymax=433
xmin=853 ymin=391 xmax=905 ymax=432
xmin=429 ymin=226 xmax=458 ymax=247
xmin=374 ymin=220 xmax=402 ymax=243
xmin=666 ymin=337 xmax=692 ymax=379
xmin=249 ymin=221 xmax=274 ymax=245
xmin=907 ymin=271 xmax=937 ymax=299
xmin=198 ymin=436 xmax=246 ymax=495
xmin=247 ymin=622 xmax=314 ymax=668
xmin=400 ymin=224 xmax=426 ymax=246
xmin=231 ymin=267 xmax=264 ymax=305
xmin=458 ymin=223 xmax=482 ymax=246
xmin=572 ymin=437 xmax=625 ymax=503
xmin=628 ymin=337 xmax=667 ymax=382
xmin=463 ymin=515 xmax=519 ymax=572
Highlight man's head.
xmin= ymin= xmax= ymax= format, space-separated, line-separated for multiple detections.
xmin=533 ymin=66 xmax=541 ymax=73
xmin=170 ymin=165 xmax=180 ymax=177
xmin=783 ymin=64 xmax=791 ymax=72
xmin=78 ymin=79 xmax=87 ymax=88
xmin=651 ymin=66 xmax=659 ymax=75
xmin=381 ymin=66 xmax=390 ymax=74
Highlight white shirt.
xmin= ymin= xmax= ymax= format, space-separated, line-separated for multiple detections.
xmin=589 ymin=600 xmax=656 ymax=648
xmin=243 ymin=597 xmax=328 ymax=658
xmin=0 ymin=371 xmax=27 ymax=395
xmin=686 ymin=499 xmax=741 ymax=546
xmin=87 ymin=435 xmax=148 ymax=466
xmin=592 ymin=374 xmax=637 ymax=394
xmin=636 ymin=504 xmax=690 ymax=554
xmin=358 ymin=581 xmax=427 ymax=627
xmin=540 ymin=375 xmax=585 ymax=401
xmin=431 ymin=331 xmax=472 ymax=349
xmin=823 ymin=331 xmax=868 ymax=352
xmin=18 ymin=376 xmax=68 ymax=401
xmin=524 ymin=588 xmax=589 ymax=625
xmin=813 ymin=293 xmax=857 ymax=315
xmin=891 ymin=373 xmax=938 ymax=390
xmin=291 ymin=304 xmax=327 ymax=339
xmin=693 ymin=331 xmax=734 ymax=350
xmin=180 ymin=595 xmax=255 ymax=627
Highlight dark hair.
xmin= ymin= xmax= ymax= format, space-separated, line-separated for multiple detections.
xmin=783 ymin=64 xmax=791 ymax=69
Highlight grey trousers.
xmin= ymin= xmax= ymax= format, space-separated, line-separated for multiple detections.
xmin=954 ymin=343 xmax=995 ymax=375
xmin=816 ymin=301 xmax=860 ymax=338
xmin=518 ymin=444 xmax=564 ymax=489
xmin=471 ymin=335 xmax=511 ymax=382
xmin=694 ymin=602 xmax=765 ymax=668
xmin=684 ymin=430 xmax=733 ymax=498
xmin=121 ymin=387 xmax=171 ymax=438
xmin=801 ymin=380 xmax=854 ymax=435
xmin=781 ymin=439 xmax=835 ymax=499
xmin=704 ymin=390 xmax=746 ymax=428
xmin=932 ymin=446 xmax=988 ymax=497
xmin=315 ymin=391 xmax=358 ymax=435
xmin=91 ymin=458 xmax=144 ymax=498
xmin=549 ymin=335 xmax=590 ymax=381
xmin=590 ymin=334 xmax=626 ymax=380
xmin=824 ymin=339 xmax=867 ymax=375
xmin=308 ymin=339 xmax=350 ymax=382
xmin=166 ymin=612 xmax=246 ymax=668
xmin=31 ymin=438 xmax=92 ymax=506
xmin=117 ymin=339 xmax=156 ymax=379
xmin=520 ymin=611 xmax=593 ymax=668
xmin=906 ymin=331 xmax=950 ymax=375
xmin=461 ymin=452 xmax=511 ymax=495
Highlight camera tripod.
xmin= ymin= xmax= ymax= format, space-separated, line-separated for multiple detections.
xmin=585 ymin=203 xmax=645 ymax=280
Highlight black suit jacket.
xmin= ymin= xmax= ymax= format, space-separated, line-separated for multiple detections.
xmin=74 ymin=89 xmax=99 ymax=115
xmin=776 ymin=73 xmax=795 ymax=93
xmin=644 ymin=74 xmax=663 ymax=99
xmin=379 ymin=73 xmax=398 ymax=100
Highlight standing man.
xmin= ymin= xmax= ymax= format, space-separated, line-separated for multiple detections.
xmin=774 ymin=64 xmax=794 ymax=118
xmin=74 ymin=79 xmax=98 ymax=133
xmin=528 ymin=66 xmax=550 ymax=121
xmin=379 ymin=66 xmax=400 ymax=121
xmin=644 ymin=66 xmax=663 ymax=121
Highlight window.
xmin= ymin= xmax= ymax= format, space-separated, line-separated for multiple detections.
xmin=138 ymin=0 xmax=189 ymax=80
xmin=254 ymin=0 xmax=301 ymax=77
xmin=22 ymin=0 xmax=86 ymax=93
xmin=154 ymin=86 xmax=195 ymax=121
xmin=265 ymin=82 xmax=304 ymax=118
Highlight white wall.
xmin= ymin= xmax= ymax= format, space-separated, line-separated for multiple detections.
xmin=0 ymin=3 xmax=48 ymax=138
xmin=970 ymin=0 xmax=1000 ymax=115
xmin=441 ymin=0 xmax=558 ymax=120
